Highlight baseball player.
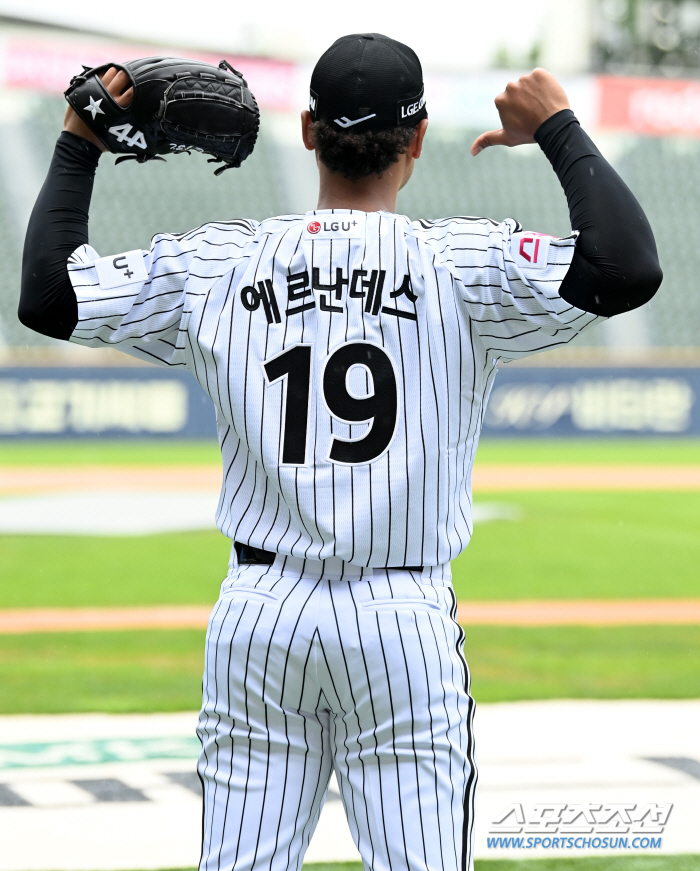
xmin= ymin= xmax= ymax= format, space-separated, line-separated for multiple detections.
xmin=20 ymin=33 xmax=661 ymax=871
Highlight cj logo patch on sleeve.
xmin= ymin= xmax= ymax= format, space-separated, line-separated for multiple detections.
xmin=511 ymin=233 xmax=551 ymax=270
xmin=94 ymin=250 xmax=149 ymax=290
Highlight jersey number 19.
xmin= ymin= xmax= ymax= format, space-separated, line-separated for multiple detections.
xmin=263 ymin=342 xmax=398 ymax=467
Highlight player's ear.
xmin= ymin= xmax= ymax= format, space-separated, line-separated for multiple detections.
xmin=301 ymin=110 xmax=315 ymax=152
xmin=410 ymin=119 xmax=428 ymax=160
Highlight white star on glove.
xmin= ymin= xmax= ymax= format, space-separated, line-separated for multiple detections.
xmin=83 ymin=96 xmax=105 ymax=120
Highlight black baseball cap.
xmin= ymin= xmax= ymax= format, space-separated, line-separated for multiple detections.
xmin=309 ymin=33 xmax=427 ymax=133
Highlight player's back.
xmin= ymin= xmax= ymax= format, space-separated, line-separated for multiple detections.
xmin=188 ymin=209 xmax=508 ymax=568
xmin=68 ymin=206 xmax=590 ymax=568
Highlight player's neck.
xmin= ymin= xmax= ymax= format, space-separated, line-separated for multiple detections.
xmin=315 ymin=163 xmax=402 ymax=214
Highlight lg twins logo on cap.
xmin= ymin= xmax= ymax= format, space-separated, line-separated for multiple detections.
xmin=307 ymin=221 xmax=321 ymax=234
xmin=511 ymin=232 xmax=552 ymax=270
xmin=397 ymin=90 xmax=426 ymax=123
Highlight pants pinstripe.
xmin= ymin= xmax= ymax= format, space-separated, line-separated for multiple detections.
xmin=197 ymin=562 xmax=477 ymax=871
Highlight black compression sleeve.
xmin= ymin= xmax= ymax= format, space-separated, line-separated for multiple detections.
xmin=19 ymin=131 xmax=101 ymax=340
xmin=534 ymin=109 xmax=662 ymax=317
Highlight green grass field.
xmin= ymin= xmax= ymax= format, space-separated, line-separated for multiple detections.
xmin=0 ymin=630 xmax=205 ymax=713
xmin=452 ymin=491 xmax=700 ymax=600
xmin=1 ymin=624 xmax=697 ymax=713
xmin=308 ymin=859 xmax=700 ymax=871
xmin=472 ymin=860 xmax=700 ymax=870
xmin=0 ymin=531 xmax=230 ymax=608
xmin=475 ymin=859 xmax=700 ymax=870
xmin=1 ymin=438 xmax=698 ymax=713
xmin=1 ymin=490 xmax=698 ymax=607
xmin=0 ymin=439 xmax=222 ymax=465
xmin=312 ymin=861 xmax=700 ymax=871
xmin=142 ymin=856 xmax=700 ymax=871
xmin=1 ymin=436 xmax=700 ymax=466
xmin=475 ymin=438 xmax=700 ymax=465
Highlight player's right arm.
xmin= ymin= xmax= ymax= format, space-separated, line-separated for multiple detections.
xmin=470 ymin=68 xmax=663 ymax=319
xmin=19 ymin=69 xmax=201 ymax=366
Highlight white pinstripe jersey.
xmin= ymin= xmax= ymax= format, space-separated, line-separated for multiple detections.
xmin=68 ymin=210 xmax=601 ymax=567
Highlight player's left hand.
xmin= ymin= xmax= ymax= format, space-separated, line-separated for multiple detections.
xmin=470 ymin=68 xmax=569 ymax=156
xmin=63 ymin=67 xmax=133 ymax=151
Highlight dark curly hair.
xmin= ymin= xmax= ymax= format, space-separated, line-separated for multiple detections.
xmin=310 ymin=120 xmax=418 ymax=182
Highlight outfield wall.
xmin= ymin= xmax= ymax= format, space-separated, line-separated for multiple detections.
xmin=1 ymin=365 xmax=697 ymax=439
xmin=0 ymin=367 xmax=215 ymax=438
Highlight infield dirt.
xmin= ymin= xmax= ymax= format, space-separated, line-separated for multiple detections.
xmin=2 ymin=463 xmax=700 ymax=494
xmin=1 ymin=599 xmax=699 ymax=633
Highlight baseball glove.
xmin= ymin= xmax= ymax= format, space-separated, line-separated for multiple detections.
xmin=65 ymin=56 xmax=259 ymax=174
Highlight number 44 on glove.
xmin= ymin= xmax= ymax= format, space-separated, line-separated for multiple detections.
xmin=65 ymin=56 xmax=260 ymax=174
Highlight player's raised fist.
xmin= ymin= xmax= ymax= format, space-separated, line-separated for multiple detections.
xmin=470 ymin=68 xmax=570 ymax=156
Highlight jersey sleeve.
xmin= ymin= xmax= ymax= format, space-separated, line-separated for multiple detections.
xmin=441 ymin=218 xmax=604 ymax=361
xmin=66 ymin=230 xmax=202 ymax=367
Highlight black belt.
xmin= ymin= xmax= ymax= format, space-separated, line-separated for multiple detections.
xmin=235 ymin=542 xmax=422 ymax=572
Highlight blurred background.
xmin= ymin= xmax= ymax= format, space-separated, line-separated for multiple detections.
xmin=0 ymin=3 xmax=699 ymax=870
xmin=1 ymin=0 xmax=700 ymax=357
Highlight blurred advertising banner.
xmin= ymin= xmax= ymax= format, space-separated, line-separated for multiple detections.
xmin=0 ymin=35 xmax=592 ymax=128
xmin=8 ymin=33 xmax=700 ymax=136
xmin=0 ymin=366 xmax=697 ymax=439
xmin=598 ymin=75 xmax=700 ymax=136
xmin=483 ymin=368 xmax=699 ymax=437
xmin=0 ymin=368 xmax=216 ymax=439
xmin=1 ymin=38 xmax=297 ymax=112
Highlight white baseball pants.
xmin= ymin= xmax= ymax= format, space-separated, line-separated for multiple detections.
xmin=197 ymin=558 xmax=477 ymax=871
